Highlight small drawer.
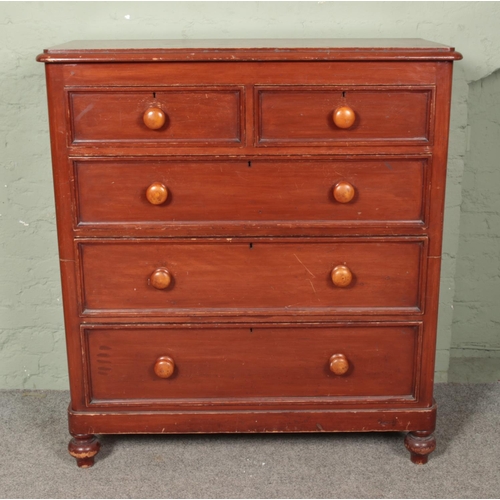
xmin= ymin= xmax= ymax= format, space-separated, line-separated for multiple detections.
xmin=84 ymin=323 xmax=420 ymax=405
xmin=69 ymin=87 xmax=244 ymax=146
xmin=74 ymin=158 xmax=427 ymax=229
xmin=256 ymin=85 xmax=433 ymax=146
xmin=78 ymin=238 xmax=426 ymax=317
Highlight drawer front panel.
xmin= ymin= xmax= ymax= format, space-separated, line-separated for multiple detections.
xmin=70 ymin=88 xmax=243 ymax=145
xmin=61 ymin=61 xmax=440 ymax=87
xmin=79 ymin=239 xmax=426 ymax=315
xmin=75 ymin=158 xmax=426 ymax=227
xmin=85 ymin=324 xmax=419 ymax=404
xmin=257 ymin=86 xmax=432 ymax=146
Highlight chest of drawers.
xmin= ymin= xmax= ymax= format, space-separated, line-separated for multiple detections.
xmin=37 ymin=39 xmax=461 ymax=467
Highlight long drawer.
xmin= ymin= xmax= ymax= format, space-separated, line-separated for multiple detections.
xmin=84 ymin=323 xmax=420 ymax=405
xmin=78 ymin=238 xmax=427 ymax=316
xmin=74 ymin=158 xmax=427 ymax=229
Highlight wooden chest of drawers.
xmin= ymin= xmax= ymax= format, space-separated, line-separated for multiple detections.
xmin=37 ymin=39 xmax=461 ymax=467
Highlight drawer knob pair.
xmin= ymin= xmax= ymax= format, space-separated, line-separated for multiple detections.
xmin=147 ymin=182 xmax=354 ymax=206
xmin=154 ymin=356 xmax=175 ymax=379
xmin=333 ymin=105 xmax=356 ymax=129
xmin=153 ymin=354 xmax=348 ymax=379
xmin=150 ymin=266 xmax=351 ymax=289
xmin=143 ymin=107 xmax=166 ymax=130
xmin=144 ymin=105 xmax=355 ymax=130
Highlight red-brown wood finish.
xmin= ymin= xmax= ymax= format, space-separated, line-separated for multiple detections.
xmin=70 ymin=88 xmax=244 ymax=145
xmin=78 ymin=238 xmax=426 ymax=316
xmin=68 ymin=434 xmax=101 ymax=468
xmin=333 ymin=106 xmax=356 ymax=130
xmin=37 ymin=39 xmax=461 ymax=467
xmin=257 ymin=86 xmax=432 ymax=145
xmin=143 ymin=107 xmax=166 ymax=131
xmin=74 ymin=158 xmax=427 ymax=229
xmin=85 ymin=324 xmax=419 ymax=404
xmin=329 ymin=353 xmax=350 ymax=375
xmin=404 ymin=430 xmax=437 ymax=464
xmin=153 ymin=355 xmax=175 ymax=379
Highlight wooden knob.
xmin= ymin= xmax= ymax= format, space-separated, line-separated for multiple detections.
xmin=331 ymin=265 xmax=353 ymax=288
xmin=333 ymin=105 xmax=356 ymax=129
xmin=146 ymin=182 xmax=168 ymax=205
xmin=329 ymin=354 xmax=349 ymax=375
xmin=150 ymin=268 xmax=171 ymax=289
xmin=154 ymin=356 xmax=175 ymax=379
xmin=333 ymin=181 xmax=355 ymax=203
xmin=143 ymin=107 xmax=166 ymax=130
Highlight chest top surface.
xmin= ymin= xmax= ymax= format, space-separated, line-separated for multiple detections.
xmin=37 ymin=38 xmax=462 ymax=62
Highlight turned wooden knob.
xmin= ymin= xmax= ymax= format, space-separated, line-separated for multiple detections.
xmin=331 ymin=264 xmax=353 ymax=287
xmin=143 ymin=107 xmax=166 ymax=130
xmin=146 ymin=182 xmax=168 ymax=205
xmin=154 ymin=356 xmax=175 ymax=379
xmin=333 ymin=105 xmax=356 ymax=129
xmin=150 ymin=268 xmax=171 ymax=289
xmin=333 ymin=181 xmax=355 ymax=203
xmin=329 ymin=354 xmax=349 ymax=375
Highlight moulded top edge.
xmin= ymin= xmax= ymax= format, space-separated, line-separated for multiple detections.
xmin=36 ymin=38 xmax=463 ymax=63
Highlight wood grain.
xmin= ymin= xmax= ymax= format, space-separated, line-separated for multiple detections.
xmin=78 ymin=238 xmax=426 ymax=315
xmin=257 ymin=86 xmax=431 ymax=145
xmin=85 ymin=324 xmax=418 ymax=403
xmin=38 ymin=39 xmax=459 ymax=465
xmin=37 ymin=38 xmax=462 ymax=63
xmin=70 ymin=88 xmax=243 ymax=145
xmin=74 ymin=158 xmax=427 ymax=228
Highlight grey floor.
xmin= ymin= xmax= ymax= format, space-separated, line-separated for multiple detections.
xmin=1 ymin=384 xmax=500 ymax=498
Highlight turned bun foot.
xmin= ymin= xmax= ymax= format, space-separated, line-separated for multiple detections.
xmin=404 ymin=431 xmax=436 ymax=464
xmin=68 ymin=434 xmax=101 ymax=468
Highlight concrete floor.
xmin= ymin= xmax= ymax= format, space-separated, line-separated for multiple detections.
xmin=448 ymin=357 xmax=500 ymax=383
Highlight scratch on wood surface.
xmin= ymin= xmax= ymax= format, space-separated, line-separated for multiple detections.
xmin=293 ymin=253 xmax=316 ymax=277
xmin=75 ymin=103 xmax=94 ymax=122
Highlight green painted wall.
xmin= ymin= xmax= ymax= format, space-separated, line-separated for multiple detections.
xmin=451 ymin=69 xmax=500 ymax=359
xmin=0 ymin=1 xmax=499 ymax=388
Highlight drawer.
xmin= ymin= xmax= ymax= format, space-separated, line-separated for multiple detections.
xmin=69 ymin=87 xmax=244 ymax=145
xmin=84 ymin=323 xmax=420 ymax=405
xmin=75 ymin=158 xmax=427 ymax=229
xmin=78 ymin=238 xmax=426 ymax=316
xmin=256 ymin=86 xmax=433 ymax=146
